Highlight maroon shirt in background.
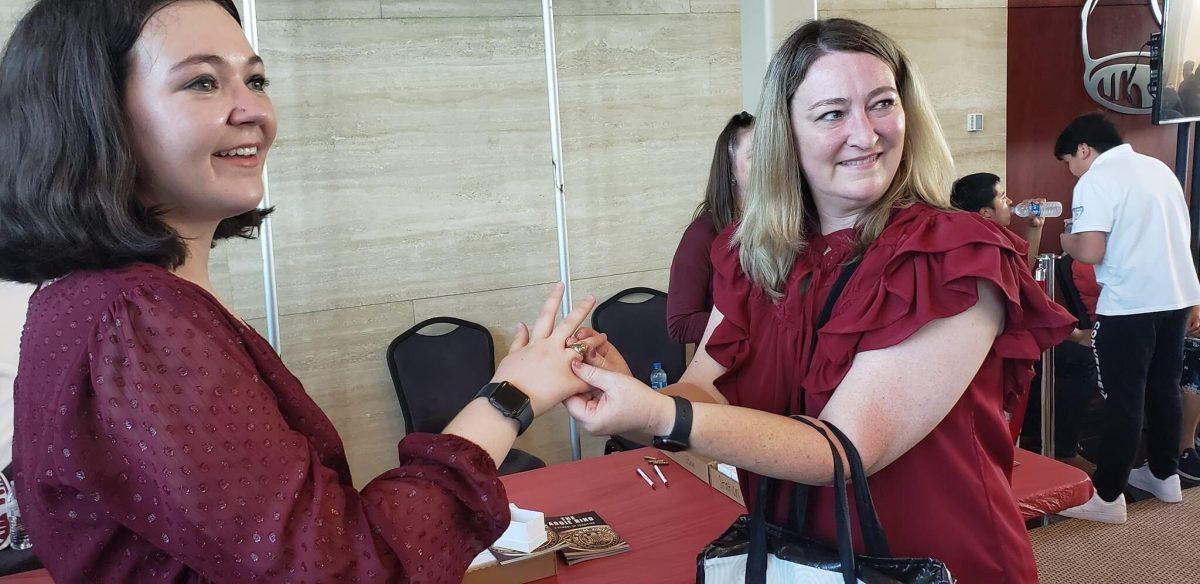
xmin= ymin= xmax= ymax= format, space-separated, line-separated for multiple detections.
xmin=1071 ymin=260 xmax=1100 ymax=321
xmin=666 ymin=214 xmax=720 ymax=344
xmin=13 ymin=263 xmax=509 ymax=583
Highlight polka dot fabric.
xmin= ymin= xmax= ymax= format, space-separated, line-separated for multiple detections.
xmin=13 ymin=263 xmax=510 ymax=583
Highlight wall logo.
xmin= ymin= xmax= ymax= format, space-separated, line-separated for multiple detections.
xmin=1081 ymin=0 xmax=1163 ymax=115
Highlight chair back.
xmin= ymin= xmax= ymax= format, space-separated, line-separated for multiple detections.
xmin=386 ymin=317 xmax=494 ymax=434
xmin=592 ymin=288 xmax=685 ymax=386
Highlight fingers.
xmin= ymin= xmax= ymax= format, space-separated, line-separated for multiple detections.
xmin=509 ymin=322 xmax=529 ymax=353
xmin=569 ymin=327 xmax=600 ymax=343
xmin=571 ymin=360 xmax=622 ymax=391
xmin=563 ymin=394 xmax=591 ymax=419
xmin=573 ymin=332 xmax=609 ymax=356
xmin=531 ymin=282 xmax=565 ymax=339
xmin=551 ymin=295 xmax=597 ymax=343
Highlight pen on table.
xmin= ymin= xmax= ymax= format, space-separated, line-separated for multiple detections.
xmin=653 ymin=464 xmax=669 ymax=488
xmin=635 ymin=468 xmax=656 ymax=490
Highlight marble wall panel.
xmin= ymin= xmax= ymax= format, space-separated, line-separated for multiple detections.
xmin=554 ymin=12 xmax=742 ymax=282
xmin=249 ymin=300 xmax=416 ymax=488
xmin=256 ymin=0 xmax=382 ymax=21
xmin=572 ymin=269 xmax=670 ymax=308
xmin=381 ymin=1 xmax=539 ymax=18
xmin=935 ymin=0 xmax=1007 ymax=8
xmin=821 ymin=0 xmax=936 ymax=9
xmin=380 ymin=1 xmax=691 ymax=19
xmin=254 ymin=17 xmax=559 ymax=317
xmin=821 ymin=7 xmax=1008 ymax=179
xmin=0 ymin=0 xmax=33 ymax=41
xmin=688 ymin=0 xmax=740 ymax=13
xmin=210 ymin=238 xmax=269 ymax=321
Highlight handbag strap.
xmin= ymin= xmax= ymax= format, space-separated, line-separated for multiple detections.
xmin=745 ymin=474 xmax=774 ymax=582
xmin=789 ymin=417 xmax=891 ymax=558
xmin=819 ymin=420 xmax=892 ymax=557
xmin=790 ymin=255 xmax=862 ymax=532
xmin=746 ymin=435 xmax=856 ymax=584
xmin=810 ymin=257 xmax=863 ymax=354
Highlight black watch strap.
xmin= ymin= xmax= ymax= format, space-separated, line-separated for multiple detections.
xmin=476 ymin=381 xmax=534 ymax=436
xmin=652 ymin=395 xmax=693 ymax=452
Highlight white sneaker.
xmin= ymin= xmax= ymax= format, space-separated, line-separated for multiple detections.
xmin=1127 ymin=465 xmax=1183 ymax=503
xmin=1058 ymin=492 xmax=1127 ymax=524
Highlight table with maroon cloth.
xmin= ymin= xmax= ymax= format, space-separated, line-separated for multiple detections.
xmin=0 ymin=447 xmax=1092 ymax=583
xmin=1012 ymin=448 xmax=1094 ymax=520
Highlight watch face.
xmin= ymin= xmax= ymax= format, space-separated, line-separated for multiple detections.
xmin=490 ymin=381 xmax=529 ymax=414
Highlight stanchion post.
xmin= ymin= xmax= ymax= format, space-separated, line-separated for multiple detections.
xmin=1034 ymin=254 xmax=1058 ymax=460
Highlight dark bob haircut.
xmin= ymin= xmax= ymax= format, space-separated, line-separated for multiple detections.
xmin=1053 ymin=112 xmax=1124 ymax=160
xmin=950 ymin=172 xmax=1001 ymax=213
xmin=0 ymin=0 xmax=271 ymax=285
xmin=695 ymin=111 xmax=754 ymax=232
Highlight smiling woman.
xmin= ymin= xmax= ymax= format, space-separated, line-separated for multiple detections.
xmin=0 ymin=1 xmax=598 ymax=582
xmin=563 ymin=18 xmax=1078 ymax=583
xmin=0 ymin=0 xmax=271 ymax=286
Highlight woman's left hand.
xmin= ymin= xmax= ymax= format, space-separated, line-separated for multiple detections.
xmin=567 ymin=327 xmax=632 ymax=378
xmin=563 ymin=361 xmax=675 ymax=437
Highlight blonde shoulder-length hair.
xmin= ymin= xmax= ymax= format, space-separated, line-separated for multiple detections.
xmin=735 ymin=18 xmax=955 ymax=299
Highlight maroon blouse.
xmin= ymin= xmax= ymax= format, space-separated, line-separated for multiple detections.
xmin=708 ymin=204 xmax=1075 ymax=584
xmin=13 ymin=264 xmax=509 ymax=583
xmin=667 ymin=214 xmax=720 ymax=344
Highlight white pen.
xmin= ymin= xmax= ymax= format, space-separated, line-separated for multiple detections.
xmin=635 ymin=467 xmax=656 ymax=490
xmin=653 ymin=465 xmax=669 ymax=488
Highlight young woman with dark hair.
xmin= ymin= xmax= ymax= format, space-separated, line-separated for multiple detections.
xmin=0 ymin=1 xmax=594 ymax=581
xmin=666 ymin=112 xmax=754 ymax=344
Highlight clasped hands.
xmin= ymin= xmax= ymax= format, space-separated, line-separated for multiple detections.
xmin=492 ymin=283 xmax=675 ymax=437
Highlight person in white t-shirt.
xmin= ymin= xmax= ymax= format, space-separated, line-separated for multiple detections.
xmin=1056 ymin=113 xmax=1200 ymax=524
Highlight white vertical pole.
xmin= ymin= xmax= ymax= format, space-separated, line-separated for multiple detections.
xmin=540 ymin=0 xmax=582 ymax=461
xmin=741 ymin=0 xmax=818 ymax=112
xmin=240 ymin=0 xmax=282 ymax=352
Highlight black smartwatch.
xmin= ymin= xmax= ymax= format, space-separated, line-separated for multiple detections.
xmin=476 ymin=381 xmax=534 ymax=436
xmin=652 ymin=395 xmax=693 ymax=452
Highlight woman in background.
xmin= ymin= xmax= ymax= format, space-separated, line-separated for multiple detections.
xmin=666 ymin=112 xmax=754 ymax=344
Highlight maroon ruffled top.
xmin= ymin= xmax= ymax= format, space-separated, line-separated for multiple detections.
xmin=13 ymin=263 xmax=509 ymax=583
xmin=707 ymin=204 xmax=1074 ymax=583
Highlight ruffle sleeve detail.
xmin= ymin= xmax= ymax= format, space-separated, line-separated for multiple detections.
xmin=705 ymin=224 xmax=753 ymax=373
xmin=806 ymin=208 xmax=1076 ymax=410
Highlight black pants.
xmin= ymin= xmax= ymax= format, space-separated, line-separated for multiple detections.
xmin=1055 ymin=341 xmax=1100 ymax=455
xmin=1092 ymin=308 xmax=1188 ymax=501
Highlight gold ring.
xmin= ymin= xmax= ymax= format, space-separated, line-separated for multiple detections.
xmin=568 ymin=342 xmax=588 ymax=359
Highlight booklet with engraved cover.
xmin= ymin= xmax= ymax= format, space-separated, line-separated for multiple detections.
xmin=489 ymin=511 xmax=629 ymax=566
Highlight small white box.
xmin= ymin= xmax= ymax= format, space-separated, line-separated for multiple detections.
xmin=492 ymin=504 xmax=548 ymax=553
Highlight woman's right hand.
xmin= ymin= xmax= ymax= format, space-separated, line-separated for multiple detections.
xmin=492 ymin=283 xmax=596 ymax=417
xmin=563 ymin=361 xmax=676 ymax=438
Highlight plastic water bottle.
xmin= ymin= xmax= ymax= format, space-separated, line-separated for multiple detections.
xmin=1012 ymin=200 xmax=1062 ymax=218
xmin=649 ymin=363 xmax=668 ymax=390
xmin=8 ymin=484 xmax=31 ymax=550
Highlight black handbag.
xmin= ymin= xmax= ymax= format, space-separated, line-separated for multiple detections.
xmin=695 ymin=258 xmax=953 ymax=583
xmin=696 ymin=418 xmax=953 ymax=583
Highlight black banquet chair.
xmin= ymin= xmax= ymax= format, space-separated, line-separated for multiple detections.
xmin=386 ymin=317 xmax=545 ymax=475
xmin=591 ymin=287 xmax=686 ymax=453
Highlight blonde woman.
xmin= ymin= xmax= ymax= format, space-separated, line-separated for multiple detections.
xmin=566 ymin=19 xmax=1074 ymax=583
